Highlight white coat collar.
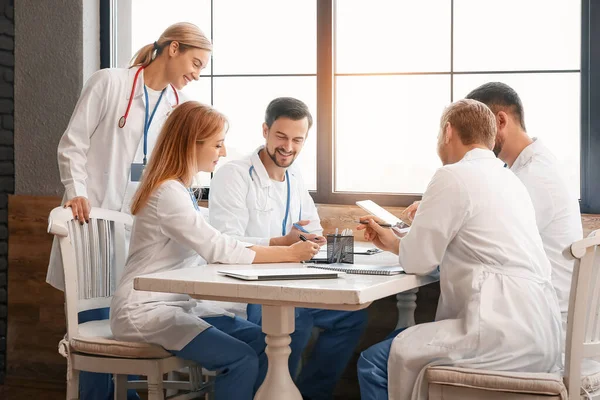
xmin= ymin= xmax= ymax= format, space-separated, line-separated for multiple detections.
xmin=250 ymin=147 xmax=273 ymax=188
xmin=125 ymin=66 xmax=178 ymax=108
xmin=249 ymin=146 xmax=297 ymax=189
xmin=460 ymin=147 xmax=496 ymax=162
xmin=510 ymin=138 xmax=542 ymax=173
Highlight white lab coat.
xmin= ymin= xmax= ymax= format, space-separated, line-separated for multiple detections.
xmin=510 ymin=138 xmax=583 ymax=331
xmin=388 ymin=149 xmax=562 ymax=400
xmin=208 ymin=147 xmax=322 ymax=246
xmin=47 ymin=67 xmax=178 ymax=290
xmin=110 ymin=180 xmax=255 ymax=351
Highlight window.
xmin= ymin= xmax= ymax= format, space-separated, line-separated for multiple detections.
xmin=115 ymin=0 xmax=317 ymax=189
xmin=108 ymin=1 xmax=595 ymax=211
xmin=330 ymin=0 xmax=581 ymax=201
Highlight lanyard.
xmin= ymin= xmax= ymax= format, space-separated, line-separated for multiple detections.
xmin=188 ymin=188 xmax=200 ymax=211
xmin=142 ymin=85 xmax=165 ymax=165
xmin=281 ymin=170 xmax=302 ymax=236
xmin=248 ymin=166 xmax=301 ymax=236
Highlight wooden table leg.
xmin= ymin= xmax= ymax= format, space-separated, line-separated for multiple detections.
xmin=395 ymin=288 xmax=418 ymax=330
xmin=254 ymin=305 xmax=302 ymax=400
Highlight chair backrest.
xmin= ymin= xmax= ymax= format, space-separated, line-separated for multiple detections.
xmin=564 ymin=229 xmax=600 ymax=398
xmin=47 ymin=206 xmax=133 ymax=340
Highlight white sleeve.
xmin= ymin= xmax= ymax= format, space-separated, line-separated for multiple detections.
xmin=157 ymin=183 xmax=256 ymax=264
xmin=208 ymin=164 xmax=269 ymax=246
xmin=399 ymin=168 xmax=470 ymax=275
xmin=57 ymin=70 xmax=110 ymax=200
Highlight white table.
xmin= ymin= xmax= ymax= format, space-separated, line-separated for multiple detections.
xmin=134 ymin=252 xmax=438 ymax=400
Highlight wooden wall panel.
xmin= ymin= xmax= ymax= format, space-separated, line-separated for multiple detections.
xmin=7 ymin=195 xmax=65 ymax=385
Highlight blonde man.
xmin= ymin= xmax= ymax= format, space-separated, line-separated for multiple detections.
xmin=357 ymin=99 xmax=561 ymax=400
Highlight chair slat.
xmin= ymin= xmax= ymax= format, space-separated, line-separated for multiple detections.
xmin=584 ymin=249 xmax=600 ymax=342
xmin=591 ymin=247 xmax=600 ymax=343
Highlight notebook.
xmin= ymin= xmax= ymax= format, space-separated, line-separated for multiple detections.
xmin=308 ymin=263 xmax=404 ymax=276
xmin=218 ymin=268 xmax=340 ymax=281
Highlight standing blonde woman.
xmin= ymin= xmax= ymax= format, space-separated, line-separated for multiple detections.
xmin=48 ymin=22 xmax=212 ymax=400
xmin=110 ymin=101 xmax=319 ymax=400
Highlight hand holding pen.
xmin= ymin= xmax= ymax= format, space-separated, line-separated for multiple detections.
xmin=291 ymin=220 xmax=326 ymax=245
xmin=291 ymin=235 xmax=320 ymax=261
xmin=355 ymin=220 xmax=393 ymax=228
xmin=356 ymin=215 xmax=401 ymax=255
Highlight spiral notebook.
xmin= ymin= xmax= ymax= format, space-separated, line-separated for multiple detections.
xmin=307 ymin=263 xmax=404 ymax=276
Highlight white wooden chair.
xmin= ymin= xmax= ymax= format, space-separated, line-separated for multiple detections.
xmin=426 ymin=229 xmax=600 ymax=400
xmin=48 ymin=206 xmax=212 ymax=400
xmin=564 ymin=229 xmax=600 ymax=399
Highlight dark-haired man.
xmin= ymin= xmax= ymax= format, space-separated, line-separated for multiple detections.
xmin=209 ymin=97 xmax=368 ymax=400
xmin=466 ymin=82 xmax=582 ymax=335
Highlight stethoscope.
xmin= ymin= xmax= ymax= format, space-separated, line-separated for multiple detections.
xmin=249 ymin=165 xmax=301 ymax=236
xmin=119 ymin=66 xmax=179 ymax=128
xmin=118 ymin=66 xmax=179 ymax=165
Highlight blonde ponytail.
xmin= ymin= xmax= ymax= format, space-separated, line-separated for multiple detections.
xmin=130 ymin=22 xmax=212 ymax=68
xmin=130 ymin=43 xmax=156 ymax=68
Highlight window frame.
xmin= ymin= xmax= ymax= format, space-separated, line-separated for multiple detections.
xmin=580 ymin=0 xmax=598 ymax=214
xmin=101 ymin=0 xmax=599 ymax=213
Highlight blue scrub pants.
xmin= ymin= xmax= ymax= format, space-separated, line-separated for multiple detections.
xmin=169 ymin=315 xmax=267 ymax=400
xmin=357 ymin=328 xmax=405 ymax=400
xmin=247 ymin=304 xmax=369 ymax=400
xmin=78 ymin=308 xmax=140 ymax=400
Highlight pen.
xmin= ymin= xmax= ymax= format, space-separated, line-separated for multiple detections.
xmin=299 ymin=234 xmax=308 ymax=242
xmin=355 ymin=220 xmax=393 ymax=228
xmin=293 ymin=223 xmax=310 ymax=233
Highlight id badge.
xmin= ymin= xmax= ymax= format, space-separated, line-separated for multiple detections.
xmin=130 ymin=163 xmax=145 ymax=182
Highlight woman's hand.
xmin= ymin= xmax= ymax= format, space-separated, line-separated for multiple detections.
xmin=288 ymin=240 xmax=320 ymax=262
xmin=64 ymin=196 xmax=91 ymax=224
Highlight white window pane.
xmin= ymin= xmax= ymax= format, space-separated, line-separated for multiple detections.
xmin=213 ymin=1 xmax=316 ymax=75
xmin=130 ymin=1 xmax=212 ymax=69
xmin=212 ymin=77 xmax=317 ymax=190
xmin=454 ymin=0 xmax=580 ymax=71
xmin=335 ymin=0 xmax=451 ymax=74
xmin=180 ymin=77 xmax=212 ymax=106
xmin=453 ymin=73 xmax=580 ymax=197
xmin=335 ymin=75 xmax=450 ymax=193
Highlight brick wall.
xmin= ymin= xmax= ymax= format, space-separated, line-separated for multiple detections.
xmin=0 ymin=0 xmax=13 ymax=385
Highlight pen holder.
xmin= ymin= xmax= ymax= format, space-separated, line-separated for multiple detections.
xmin=327 ymin=234 xmax=354 ymax=264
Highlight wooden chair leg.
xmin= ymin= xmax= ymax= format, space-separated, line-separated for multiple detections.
xmin=205 ymin=374 xmax=216 ymax=400
xmin=147 ymin=368 xmax=165 ymax=400
xmin=114 ymin=374 xmax=128 ymax=400
xmin=66 ymin=368 xmax=80 ymax=400
xmin=166 ymin=371 xmax=177 ymax=397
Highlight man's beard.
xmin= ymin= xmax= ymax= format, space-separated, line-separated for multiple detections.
xmin=267 ymin=146 xmax=296 ymax=168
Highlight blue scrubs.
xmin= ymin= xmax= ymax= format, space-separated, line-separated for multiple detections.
xmin=78 ymin=308 xmax=140 ymax=400
xmin=247 ymin=304 xmax=368 ymax=400
xmin=358 ymin=328 xmax=406 ymax=400
xmin=169 ymin=316 xmax=267 ymax=400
